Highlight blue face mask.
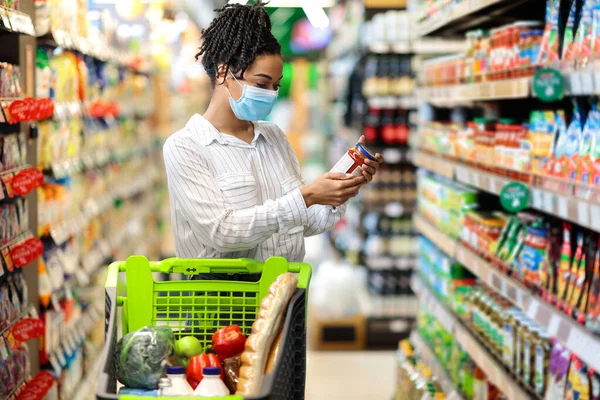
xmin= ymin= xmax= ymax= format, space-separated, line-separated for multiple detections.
xmin=227 ymin=73 xmax=278 ymax=121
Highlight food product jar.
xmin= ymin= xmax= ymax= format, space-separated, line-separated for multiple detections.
xmin=331 ymin=143 xmax=377 ymax=177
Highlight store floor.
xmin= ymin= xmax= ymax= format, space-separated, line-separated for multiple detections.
xmin=306 ymin=351 xmax=396 ymax=400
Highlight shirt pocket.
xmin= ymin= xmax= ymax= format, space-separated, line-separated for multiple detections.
xmin=217 ymin=172 xmax=258 ymax=210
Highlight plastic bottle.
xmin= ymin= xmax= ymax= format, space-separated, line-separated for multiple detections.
xmin=157 ymin=377 xmax=172 ymax=396
xmin=161 ymin=366 xmax=193 ymax=396
xmin=194 ymin=367 xmax=230 ymax=397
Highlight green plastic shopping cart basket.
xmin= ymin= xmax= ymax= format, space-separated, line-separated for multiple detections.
xmin=95 ymin=256 xmax=311 ymax=400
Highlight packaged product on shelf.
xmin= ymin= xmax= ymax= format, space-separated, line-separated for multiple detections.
xmin=574 ymin=0 xmax=595 ymax=62
xmin=562 ymin=0 xmax=581 ymax=60
xmin=587 ymin=240 xmax=600 ymax=331
xmin=578 ymin=100 xmax=599 ymax=184
xmin=555 ymin=223 xmax=574 ymax=305
xmin=562 ymin=232 xmax=584 ymax=308
xmin=538 ymin=0 xmax=561 ymax=64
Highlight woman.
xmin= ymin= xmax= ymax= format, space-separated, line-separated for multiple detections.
xmin=163 ymin=2 xmax=382 ymax=266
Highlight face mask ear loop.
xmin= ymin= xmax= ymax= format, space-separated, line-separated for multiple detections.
xmin=225 ymin=71 xmax=243 ymax=100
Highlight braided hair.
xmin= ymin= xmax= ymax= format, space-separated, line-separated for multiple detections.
xmin=196 ymin=1 xmax=281 ymax=85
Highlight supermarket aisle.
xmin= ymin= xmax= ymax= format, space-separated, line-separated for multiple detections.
xmin=306 ymin=351 xmax=396 ymax=400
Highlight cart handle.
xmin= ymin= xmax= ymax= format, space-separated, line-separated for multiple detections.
xmin=105 ymin=257 xmax=311 ymax=289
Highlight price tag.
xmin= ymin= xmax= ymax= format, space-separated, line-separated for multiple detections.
xmin=577 ymin=202 xmax=590 ymax=225
xmin=532 ymin=189 xmax=542 ymax=208
xmin=570 ymin=72 xmax=583 ymax=94
xmin=548 ymin=315 xmax=561 ymax=336
xmin=489 ymin=271 xmax=504 ymax=292
xmin=506 ymin=284 xmax=519 ymax=304
xmin=489 ymin=178 xmax=498 ymax=193
xmin=581 ymin=70 xmax=595 ymax=94
xmin=591 ymin=205 xmax=600 ymax=229
xmin=472 ymin=173 xmax=480 ymax=188
xmin=542 ymin=192 xmax=554 ymax=213
xmin=557 ymin=197 xmax=568 ymax=218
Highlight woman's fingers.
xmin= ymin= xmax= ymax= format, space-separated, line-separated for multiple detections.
xmin=325 ymin=172 xmax=354 ymax=180
xmin=362 ymin=164 xmax=377 ymax=175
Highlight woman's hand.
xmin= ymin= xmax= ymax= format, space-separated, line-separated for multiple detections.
xmin=358 ymin=135 xmax=383 ymax=183
xmin=301 ymin=173 xmax=366 ymax=208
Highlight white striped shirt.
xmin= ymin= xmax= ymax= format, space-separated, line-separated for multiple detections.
xmin=163 ymin=114 xmax=346 ymax=262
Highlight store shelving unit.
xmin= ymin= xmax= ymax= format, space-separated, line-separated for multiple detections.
xmin=417 ymin=0 xmax=531 ymax=37
xmin=413 ymin=151 xmax=600 ymax=232
xmin=414 ymin=214 xmax=600 ymax=373
xmin=417 ymin=77 xmax=532 ymax=105
xmin=409 ymin=330 xmax=465 ymax=400
xmin=411 ymin=274 xmax=534 ymax=400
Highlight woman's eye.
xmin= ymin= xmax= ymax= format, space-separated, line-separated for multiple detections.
xmin=255 ymin=83 xmax=268 ymax=89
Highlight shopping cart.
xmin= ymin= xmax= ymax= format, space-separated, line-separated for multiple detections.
xmin=95 ymin=256 xmax=311 ymax=400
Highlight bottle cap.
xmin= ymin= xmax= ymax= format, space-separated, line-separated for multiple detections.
xmin=203 ymin=367 xmax=221 ymax=375
xmin=355 ymin=143 xmax=377 ymax=161
xmin=167 ymin=366 xmax=185 ymax=375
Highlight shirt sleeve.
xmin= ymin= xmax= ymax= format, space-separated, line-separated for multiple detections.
xmin=277 ymin=129 xmax=347 ymax=238
xmin=163 ymin=136 xmax=309 ymax=253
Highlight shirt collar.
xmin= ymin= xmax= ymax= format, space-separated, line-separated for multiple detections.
xmin=187 ymin=114 xmax=274 ymax=146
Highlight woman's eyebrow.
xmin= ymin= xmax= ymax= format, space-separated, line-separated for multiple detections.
xmin=254 ymin=73 xmax=273 ymax=80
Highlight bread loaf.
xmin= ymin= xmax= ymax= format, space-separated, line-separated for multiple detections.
xmin=235 ymin=273 xmax=297 ymax=396
xmin=265 ymin=326 xmax=283 ymax=375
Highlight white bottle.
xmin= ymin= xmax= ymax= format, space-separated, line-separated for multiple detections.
xmin=160 ymin=366 xmax=194 ymax=396
xmin=193 ymin=367 xmax=230 ymax=397
xmin=157 ymin=377 xmax=172 ymax=396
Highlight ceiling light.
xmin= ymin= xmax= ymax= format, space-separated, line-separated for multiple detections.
xmin=302 ymin=6 xmax=329 ymax=29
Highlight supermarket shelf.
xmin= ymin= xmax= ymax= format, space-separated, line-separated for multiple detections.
xmin=48 ymin=171 xmax=158 ymax=246
xmin=366 ymin=95 xmax=418 ymax=109
xmin=414 ymin=214 xmax=600 ymax=373
xmin=409 ymin=331 xmax=464 ymax=400
xmin=413 ymin=150 xmax=600 ymax=233
xmin=0 ymin=6 xmax=35 ymax=36
xmin=360 ymin=291 xmax=418 ymax=318
xmin=411 ymin=274 xmax=532 ymax=400
xmin=417 ymin=77 xmax=531 ymax=105
xmin=368 ymin=38 xmax=467 ymax=55
xmin=417 ymin=0 xmax=529 ymax=37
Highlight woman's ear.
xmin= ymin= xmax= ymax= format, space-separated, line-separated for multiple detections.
xmin=216 ymin=64 xmax=228 ymax=85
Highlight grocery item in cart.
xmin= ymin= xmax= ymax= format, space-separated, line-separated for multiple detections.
xmin=115 ymin=325 xmax=175 ymax=389
xmin=236 ymin=273 xmax=298 ymax=396
xmin=194 ymin=367 xmax=230 ymax=397
xmin=162 ymin=366 xmax=193 ymax=396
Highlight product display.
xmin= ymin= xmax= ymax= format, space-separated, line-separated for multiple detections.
xmin=408 ymin=0 xmax=600 ymax=399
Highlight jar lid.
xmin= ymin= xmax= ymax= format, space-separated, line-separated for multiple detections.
xmin=355 ymin=143 xmax=377 ymax=161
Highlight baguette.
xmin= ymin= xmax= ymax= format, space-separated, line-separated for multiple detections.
xmin=236 ymin=273 xmax=297 ymax=396
xmin=265 ymin=326 xmax=283 ymax=375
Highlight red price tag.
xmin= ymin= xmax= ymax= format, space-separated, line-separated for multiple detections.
xmin=11 ymin=318 xmax=44 ymax=343
xmin=17 ymin=371 xmax=54 ymax=400
xmin=23 ymin=97 xmax=37 ymax=121
xmin=11 ymin=238 xmax=43 ymax=267
xmin=8 ymin=100 xmax=28 ymax=123
xmin=12 ymin=168 xmax=42 ymax=196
